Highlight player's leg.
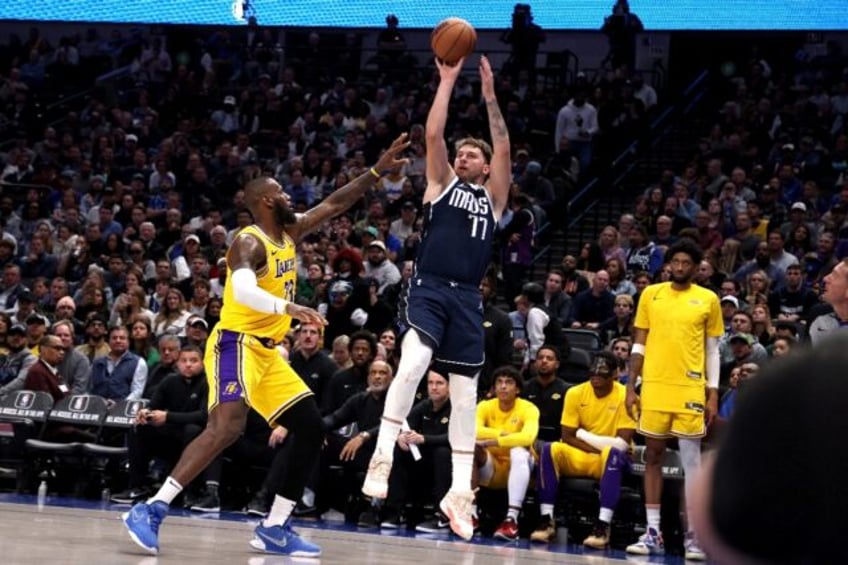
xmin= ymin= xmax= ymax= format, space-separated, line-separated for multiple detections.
xmin=531 ymin=442 xmax=560 ymax=543
xmin=584 ymin=446 xmax=627 ymax=549
xmin=627 ymin=407 xmax=671 ymax=556
xmin=675 ymin=411 xmax=707 ymax=561
xmin=493 ymin=447 xmax=533 ymax=541
xmin=250 ymin=396 xmax=323 ymax=558
xmin=122 ymin=401 xmax=248 ymax=554
xmin=363 ymin=329 xmax=433 ymax=498
xmin=439 ymin=371 xmax=479 ymax=540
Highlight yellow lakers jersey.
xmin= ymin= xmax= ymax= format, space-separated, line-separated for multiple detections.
xmin=476 ymin=397 xmax=540 ymax=458
xmin=218 ymin=225 xmax=297 ymax=342
xmin=634 ymin=282 xmax=724 ymax=411
xmin=560 ymin=381 xmax=636 ymax=436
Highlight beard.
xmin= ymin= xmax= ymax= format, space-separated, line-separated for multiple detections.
xmin=273 ymin=200 xmax=297 ymax=226
xmin=670 ymin=271 xmax=694 ymax=285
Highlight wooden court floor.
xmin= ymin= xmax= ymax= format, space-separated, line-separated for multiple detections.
xmin=0 ymin=499 xmax=657 ymax=565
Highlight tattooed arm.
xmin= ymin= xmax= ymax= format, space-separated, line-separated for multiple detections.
xmin=480 ymin=55 xmax=511 ymax=221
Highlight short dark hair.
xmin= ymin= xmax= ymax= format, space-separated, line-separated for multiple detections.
xmin=537 ymin=344 xmax=560 ymax=361
xmin=665 ymin=238 xmax=703 ymax=265
xmin=180 ymin=344 xmax=203 ymax=357
xmin=348 ymin=330 xmax=378 ymax=358
xmin=492 ymin=365 xmax=524 ymax=390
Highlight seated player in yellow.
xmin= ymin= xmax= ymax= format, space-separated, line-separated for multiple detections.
xmin=122 ymin=133 xmax=411 ymax=558
xmin=474 ymin=365 xmax=540 ymax=541
xmin=531 ymin=350 xmax=636 ymax=547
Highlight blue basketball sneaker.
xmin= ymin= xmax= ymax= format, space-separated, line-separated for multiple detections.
xmin=250 ymin=522 xmax=321 ymax=557
xmin=122 ymin=501 xmax=168 ymax=554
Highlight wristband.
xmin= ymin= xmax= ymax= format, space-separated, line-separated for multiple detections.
xmin=369 ymin=167 xmax=381 ymax=179
xmin=631 ymin=343 xmax=646 ymax=356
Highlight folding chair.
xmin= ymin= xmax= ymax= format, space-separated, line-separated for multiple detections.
xmin=562 ymin=329 xmax=602 ymax=352
xmin=81 ymin=399 xmax=149 ymax=492
xmin=24 ymin=394 xmax=109 ymax=495
xmin=0 ymin=391 xmax=54 ymax=491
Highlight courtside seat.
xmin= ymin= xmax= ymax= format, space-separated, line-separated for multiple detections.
xmin=81 ymin=398 xmax=149 ymax=457
xmin=562 ymin=329 xmax=602 ymax=352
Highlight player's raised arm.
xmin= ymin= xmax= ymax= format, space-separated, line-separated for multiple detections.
xmin=288 ymin=133 xmax=410 ymax=241
xmin=424 ymin=57 xmax=464 ymax=201
xmin=479 ymin=55 xmax=510 ymax=220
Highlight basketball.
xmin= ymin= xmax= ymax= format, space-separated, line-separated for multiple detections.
xmin=430 ymin=17 xmax=477 ymax=65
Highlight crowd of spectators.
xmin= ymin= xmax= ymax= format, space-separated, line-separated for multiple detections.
xmin=3 ymin=19 xmax=846 ymax=548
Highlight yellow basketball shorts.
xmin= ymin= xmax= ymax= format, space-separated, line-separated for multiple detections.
xmin=549 ymin=442 xmax=614 ymax=480
xmin=205 ymin=328 xmax=312 ymax=424
xmin=638 ymin=409 xmax=705 ymax=439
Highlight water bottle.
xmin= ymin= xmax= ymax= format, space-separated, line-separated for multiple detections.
xmin=101 ymin=487 xmax=111 ymax=504
xmin=37 ymin=480 xmax=47 ymax=509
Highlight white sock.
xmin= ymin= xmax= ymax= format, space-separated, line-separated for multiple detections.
xmin=448 ymin=372 xmax=478 ymax=492
xmin=646 ymin=506 xmax=661 ymax=532
xmin=451 ymin=451 xmax=475 ymax=492
xmin=540 ymin=503 xmax=554 ymax=517
xmin=263 ymin=495 xmax=297 ymax=527
xmin=374 ymin=331 xmax=432 ymax=456
xmin=599 ymin=507 xmax=613 ymax=524
xmin=149 ymin=476 xmax=183 ymax=505
xmin=506 ymin=506 xmax=520 ymax=521
xmin=301 ymin=487 xmax=315 ymax=508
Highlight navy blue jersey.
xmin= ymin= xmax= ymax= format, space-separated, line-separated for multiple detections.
xmin=415 ymin=178 xmax=496 ymax=285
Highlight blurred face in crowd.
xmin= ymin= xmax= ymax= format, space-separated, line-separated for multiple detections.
xmin=427 ymin=371 xmax=449 ymax=404
xmin=367 ymin=360 xmax=393 ymax=393
xmin=350 ymin=338 xmax=373 ymax=369
xmin=297 ymin=323 xmax=321 ymax=354
xmin=109 ymin=327 xmax=129 ymax=355
xmin=177 ymin=349 xmax=204 ymax=379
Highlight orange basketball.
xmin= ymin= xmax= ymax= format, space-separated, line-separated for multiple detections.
xmin=430 ymin=17 xmax=477 ymax=65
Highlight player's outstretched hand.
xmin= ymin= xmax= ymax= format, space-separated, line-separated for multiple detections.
xmin=435 ymin=56 xmax=465 ymax=80
xmin=285 ymin=303 xmax=327 ymax=326
xmin=373 ymin=132 xmax=411 ymax=174
xmin=479 ymin=55 xmax=495 ymax=100
xmin=625 ymin=387 xmax=640 ymax=421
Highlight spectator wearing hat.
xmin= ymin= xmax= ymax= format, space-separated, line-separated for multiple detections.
xmin=211 ymin=95 xmax=239 ymax=133
xmin=25 ymin=312 xmax=49 ymax=355
xmin=719 ymin=295 xmax=740 ymax=333
xmin=183 ymin=315 xmax=209 ymax=354
xmin=389 ymin=201 xmax=418 ymax=244
xmin=75 ymin=314 xmax=110 ymax=362
xmin=0 ymin=323 xmax=37 ymax=397
xmin=779 ymin=201 xmax=819 ymax=245
xmin=362 ymin=240 xmax=400 ymax=296
xmin=519 ymin=161 xmax=556 ymax=212
xmin=721 ymin=332 xmax=768 ymax=382
xmin=9 ymin=288 xmax=37 ymax=326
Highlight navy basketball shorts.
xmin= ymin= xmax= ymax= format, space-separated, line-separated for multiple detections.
xmin=398 ymin=275 xmax=484 ymax=377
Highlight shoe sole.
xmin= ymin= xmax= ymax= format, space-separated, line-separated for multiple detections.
xmin=493 ymin=532 xmax=518 ymax=542
xmin=583 ymin=541 xmax=609 ymax=550
xmin=249 ymin=536 xmax=321 ymax=557
xmin=529 ymin=534 xmax=553 ymax=543
xmin=438 ymin=500 xmax=473 ymax=541
xmin=246 ymin=509 xmax=267 ymax=517
xmin=626 ymin=547 xmax=665 ymax=556
xmin=122 ymin=512 xmax=158 ymax=555
xmin=685 ymin=552 xmax=707 ymax=561
xmin=190 ymin=507 xmax=220 ymax=512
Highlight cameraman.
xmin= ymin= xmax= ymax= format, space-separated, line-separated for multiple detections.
xmin=601 ymin=0 xmax=644 ymax=70
xmin=501 ymin=3 xmax=545 ymax=86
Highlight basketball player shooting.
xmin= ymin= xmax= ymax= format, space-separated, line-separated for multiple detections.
xmin=362 ymin=55 xmax=511 ymax=541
